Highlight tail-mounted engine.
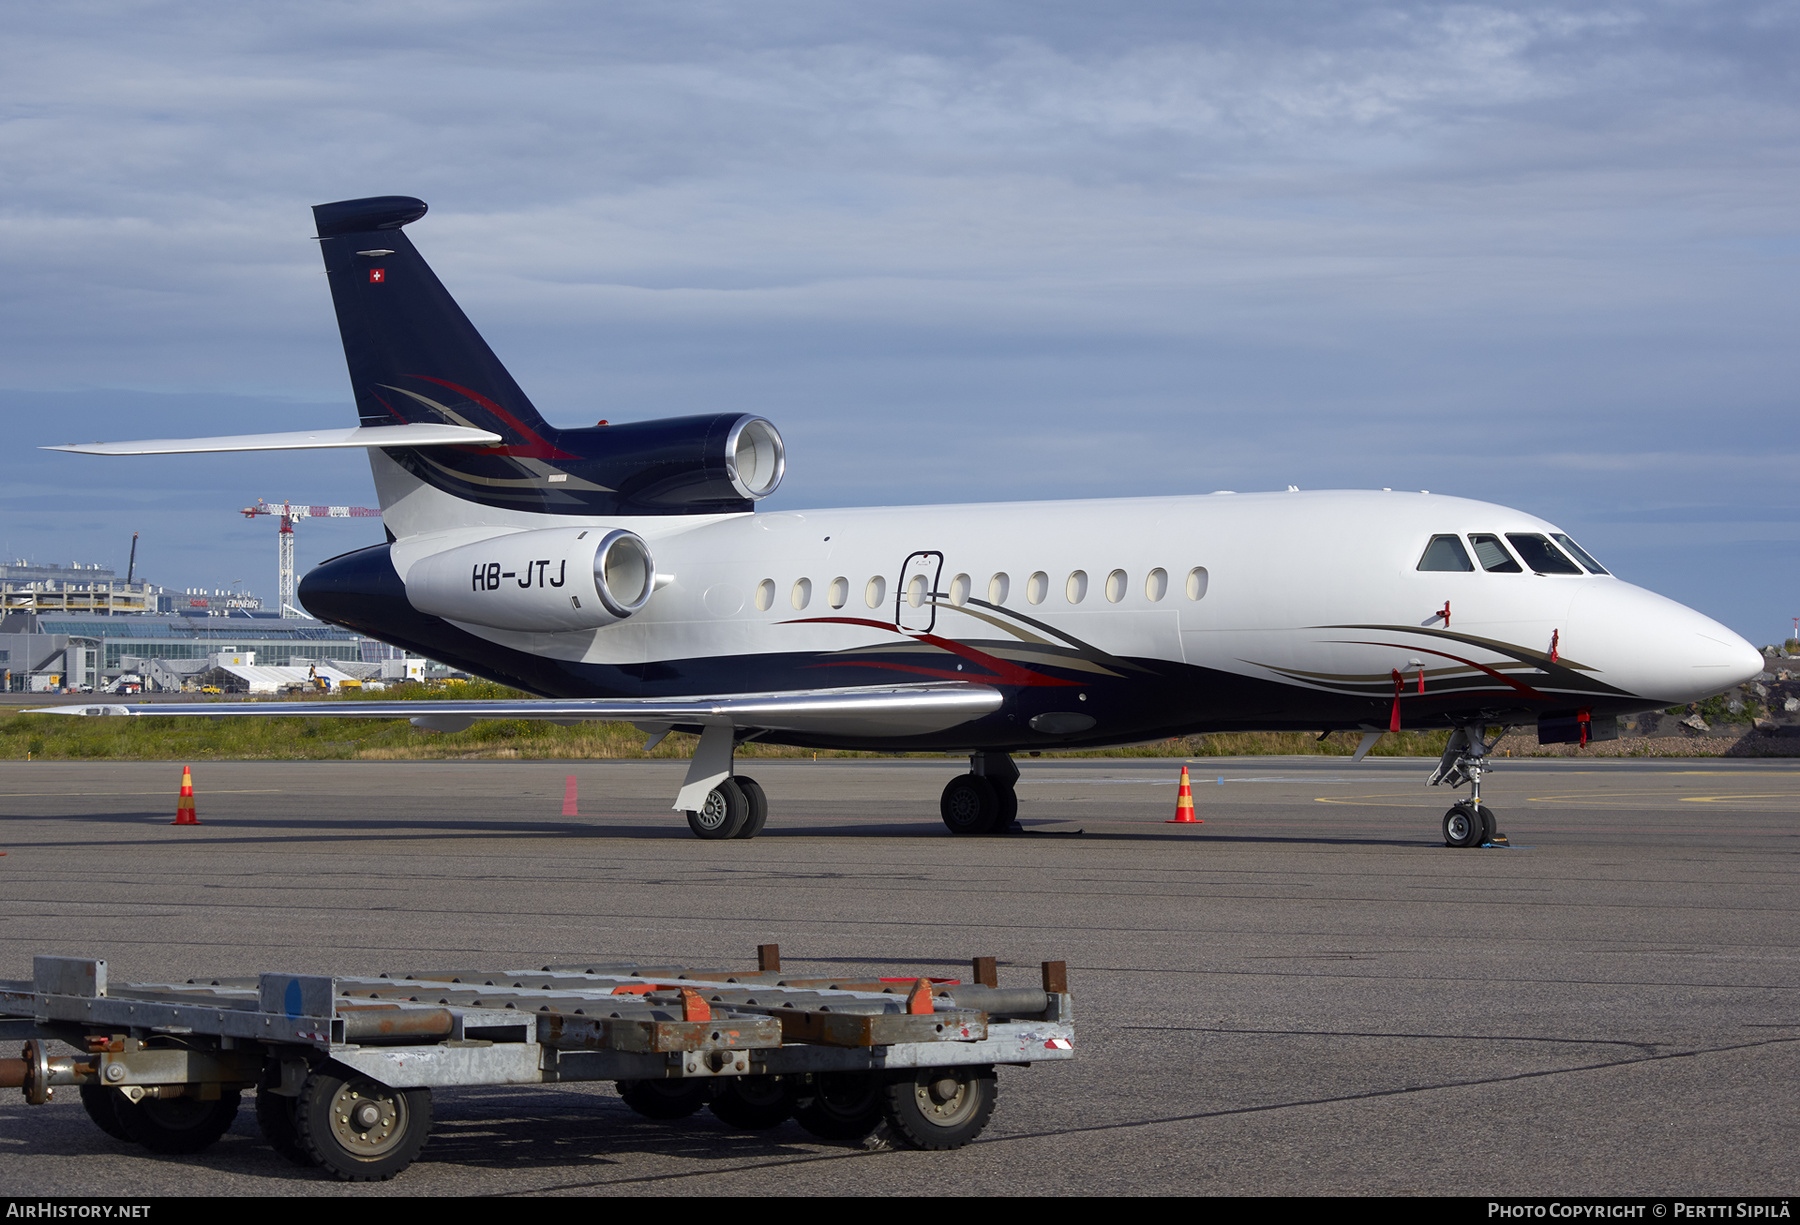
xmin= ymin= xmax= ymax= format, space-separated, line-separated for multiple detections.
xmin=551 ymin=412 xmax=785 ymax=510
xmin=404 ymin=527 xmax=656 ymax=632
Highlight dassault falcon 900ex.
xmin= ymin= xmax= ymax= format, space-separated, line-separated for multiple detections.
xmin=41 ymin=195 xmax=1764 ymax=846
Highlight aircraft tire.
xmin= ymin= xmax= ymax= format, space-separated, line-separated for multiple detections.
xmin=1477 ymin=804 xmax=1499 ymax=845
xmin=940 ymin=775 xmax=1000 ymax=836
xmin=1443 ymin=802 xmax=1483 ymax=848
xmin=732 ymin=776 xmax=768 ymax=840
xmin=878 ymin=1065 xmax=996 ymax=1151
xmin=992 ymin=782 xmax=1019 ymax=834
xmin=687 ymin=779 xmax=750 ymax=840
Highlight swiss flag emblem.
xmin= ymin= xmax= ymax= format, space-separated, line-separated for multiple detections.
xmin=369 ymin=268 xmax=385 ymax=283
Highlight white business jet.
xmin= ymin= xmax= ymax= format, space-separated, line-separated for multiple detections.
xmin=40 ymin=197 xmax=1764 ymax=846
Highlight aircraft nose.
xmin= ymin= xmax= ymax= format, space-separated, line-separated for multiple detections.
xmin=1569 ymin=582 xmax=1763 ymax=705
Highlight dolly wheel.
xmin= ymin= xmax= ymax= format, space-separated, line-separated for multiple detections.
xmin=709 ymin=1075 xmax=795 ymax=1129
xmin=793 ymin=1072 xmax=883 ymax=1141
xmin=256 ymin=1087 xmax=312 ymax=1166
xmin=78 ymin=1082 xmax=132 ymax=1142
xmin=618 ymin=1078 xmax=711 ymax=1120
xmin=296 ymin=1066 xmax=431 ymax=1182
xmin=117 ymin=1090 xmax=241 ymax=1155
xmin=879 ymin=1066 xmax=997 ymax=1150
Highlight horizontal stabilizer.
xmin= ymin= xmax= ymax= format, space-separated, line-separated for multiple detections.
xmin=44 ymin=423 xmax=502 ymax=456
xmin=29 ymin=683 xmax=1004 ymax=740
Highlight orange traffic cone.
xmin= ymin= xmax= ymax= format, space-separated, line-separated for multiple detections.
xmin=173 ymin=766 xmax=199 ymax=825
xmin=1166 ymin=765 xmax=1203 ymax=824
xmin=562 ymin=774 xmax=579 ymax=816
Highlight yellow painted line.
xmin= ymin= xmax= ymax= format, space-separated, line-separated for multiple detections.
xmin=1679 ymin=794 xmax=1800 ymax=804
xmin=1314 ymin=793 xmax=1442 ymax=807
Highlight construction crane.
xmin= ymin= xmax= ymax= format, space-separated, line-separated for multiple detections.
xmin=241 ymin=500 xmax=382 ymax=619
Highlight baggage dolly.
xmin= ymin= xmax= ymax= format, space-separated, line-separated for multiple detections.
xmin=1 ymin=946 xmax=1075 ymax=1181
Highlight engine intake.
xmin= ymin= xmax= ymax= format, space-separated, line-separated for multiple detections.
xmin=404 ymin=527 xmax=656 ymax=633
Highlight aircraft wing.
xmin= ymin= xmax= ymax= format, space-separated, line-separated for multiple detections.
xmin=28 ymin=683 xmax=1003 ymax=740
xmin=43 ymin=423 xmax=502 ymax=456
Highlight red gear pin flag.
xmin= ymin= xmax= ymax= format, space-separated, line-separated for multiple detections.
xmin=369 ymin=268 xmax=385 ymax=283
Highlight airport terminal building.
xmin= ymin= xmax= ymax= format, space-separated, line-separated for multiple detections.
xmin=0 ymin=610 xmax=398 ymax=692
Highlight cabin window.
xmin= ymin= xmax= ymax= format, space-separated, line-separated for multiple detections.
xmin=1186 ymin=567 xmax=1209 ymax=600
xmin=1468 ymin=535 xmax=1522 ymax=573
xmin=988 ymin=573 xmax=1010 ymax=604
xmin=827 ymin=576 xmax=848 ymax=609
xmin=791 ymin=578 xmax=812 ymax=609
xmin=1551 ymin=534 xmax=1609 ymax=575
xmin=755 ymin=579 xmax=775 ymax=611
xmin=907 ymin=574 xmax=928 ymax=608
xmin=949 ymin=573 xmax=971 ymax=606
xmin=1417 ymin=535 xmax=1474 ymax=572
xmin=1145 ymin=568 xmax=1168 ymax=601
xmin=1066 ymin=571 xmax=1088 ymax=604
xmin=864 ymin=576 xmax=886 ymax=608
xmin=1105 ymin=569 xmax=1128 ymax=603
xmin=1506 ymin=534 xmax=1583 ymax=575
xmin=1026 ymin=572 xmax=1049 ymax=604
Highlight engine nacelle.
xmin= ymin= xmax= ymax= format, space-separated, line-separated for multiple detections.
xmin=545 ymin=413 xmax=786 ymax=512
xmin=404 ymin=527 xmax=655 ymax=632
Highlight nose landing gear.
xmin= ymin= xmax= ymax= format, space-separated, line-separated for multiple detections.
xmin=1430 ymin=723 xmax=1510 ymax=848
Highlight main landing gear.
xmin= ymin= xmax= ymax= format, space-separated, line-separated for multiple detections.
xmin=684 ymin=775 xmax=769 ymax=841
xmin=941 ymin=752 xmax=1020 ymax=837
xmin=676 ymin=724 xmax=769 ymax=840
xmin=1429 ymin=722 xmax=1510 ymax=848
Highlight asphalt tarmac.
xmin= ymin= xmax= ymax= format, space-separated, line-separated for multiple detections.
xmin=1 ymin=754 xmax=1796 ymax=1197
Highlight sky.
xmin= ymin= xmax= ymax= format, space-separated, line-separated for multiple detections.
xmin=2 ymin=2 xmax=1795 ymax=641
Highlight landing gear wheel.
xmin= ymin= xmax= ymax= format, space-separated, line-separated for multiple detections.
xmin=793 ymin=1072 xmax=883 ymax=1142
xmin=708 ymin=1076 xmax=795 ymax=1130
xmin=733 ymin=775 xmax=768 ymax=840
xmin=1477 ymin=804 xmax=1500 ymax=845
xmin=617 ymin=1079 xmax=711 ymax=1120
xmin=116 ymin=1090 xmax=241 ymax=1154
xmin=686 ymin=778 xmax=750 ymax=840
xmin=295 ymin=1067 xmax=431 ymax=1182
xmin=256 ymin=1088 xmax=310 ymax=1166
xmin=879 ymin=1066 xmax=997 ymax=1150
xmin=79 ymin=1082 xmax=132 ymax=1142
xmin=1443 ymin=802 xmax=1484 ymax=848
xmin=940 ymin=775 xmax=1000 ymax=837
xmin=992 ymin=782 xmax=1019 ymax=833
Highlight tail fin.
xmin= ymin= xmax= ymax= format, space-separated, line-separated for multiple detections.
xmin=313 ymin=196 xmax=780 ymax=530
xmin=313 ymin=196 xmax=555 ymax=444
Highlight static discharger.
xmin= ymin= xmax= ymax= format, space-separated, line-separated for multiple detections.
xmin=1166 ymin=765 xmax=1203 ymax=824
xmin=173 ymin=766 xmax=199 ymax=826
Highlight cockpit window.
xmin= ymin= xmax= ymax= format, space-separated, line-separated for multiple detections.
xmin=1417 ymin=535 xmax=1474 ymax=572
xmin=1468 ymin=534 xmax=1522 ymax=573
xmin=1551 ymin=533 xmax=1609 ymax=575
xmin=1505 ymin=533 xmax=1583 ymax=575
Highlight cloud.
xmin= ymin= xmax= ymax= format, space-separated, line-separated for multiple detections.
xmin=0 ymin=2 xmax=1795 ymax=637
